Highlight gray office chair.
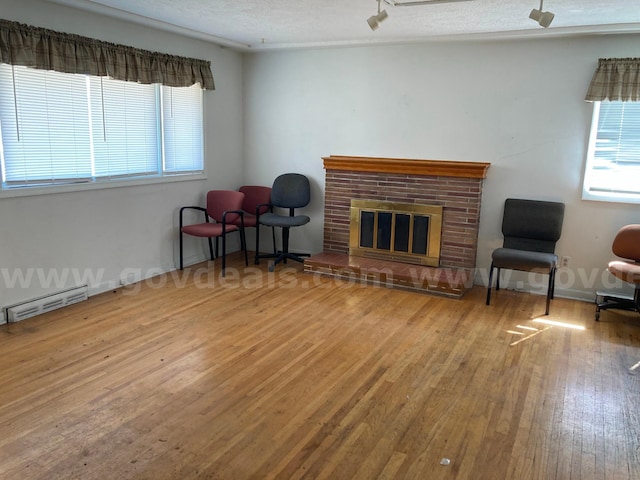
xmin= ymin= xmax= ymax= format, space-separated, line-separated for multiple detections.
xmin=486 ymin=198 xmax=565 ymax=315
xmin=255 ymin=173 xmax=311 ymax=272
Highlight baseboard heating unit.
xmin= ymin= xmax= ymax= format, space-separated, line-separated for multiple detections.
xmin=4 ymin=285 xmax=88 ymax=323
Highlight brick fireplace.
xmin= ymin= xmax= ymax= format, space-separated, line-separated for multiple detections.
xmin=304 ymin=155 xmax=491 ymax=297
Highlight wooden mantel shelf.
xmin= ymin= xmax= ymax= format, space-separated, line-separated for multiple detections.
xmin=323 ymin=155 xmax=490 ymax=179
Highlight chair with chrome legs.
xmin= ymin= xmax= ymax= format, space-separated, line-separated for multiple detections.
xmin=595 ymin=224 xmax=640 ymax=321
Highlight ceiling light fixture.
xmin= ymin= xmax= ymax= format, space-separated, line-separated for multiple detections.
xmin=529 ymin=0 xmax=554 ymax=28
xmin=367 ymin=0 xmax=388 ymax=31
xmin=368 ymin=0 xmax=476 ymax=31
xmin=384 ymin=0 xmax=477 ymax=6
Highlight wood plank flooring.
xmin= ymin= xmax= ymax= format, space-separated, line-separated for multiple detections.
xmin=1 ymin=253 xmax=640 ymax=479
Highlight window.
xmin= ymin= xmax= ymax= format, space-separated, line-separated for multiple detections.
xmin=583 ymin=100 xmax=640 ymax=204
xmin=0 ymin=64 xmax=204 ymax=192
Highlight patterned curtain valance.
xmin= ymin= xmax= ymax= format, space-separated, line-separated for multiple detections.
xmin=585 ymin=57 xmax=640 ymax=102
xmin=0 ymin=19 xmax=215 ymax=90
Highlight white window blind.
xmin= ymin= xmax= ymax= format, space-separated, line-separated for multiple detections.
xmin=0 ymin=64 xmax=204 ymax=191
xmin=162 ymin=84 xmax=204 ymax=174
xmin=0 ymin=66 xmax=93 ymax=185
xmin=583 ymin=101 xmax=640 ymax=203
xmin=88 ymin=77 xmax=159 ymax=179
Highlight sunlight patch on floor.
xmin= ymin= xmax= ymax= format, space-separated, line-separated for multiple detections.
xmin=532 ymin=317 xmax=586 ymax=331
xmin=509 ymin=326 xmax=552 ymax=346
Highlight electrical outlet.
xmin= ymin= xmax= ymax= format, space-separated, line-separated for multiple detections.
xmin=560 ymin=256 xmax=571 ymax=268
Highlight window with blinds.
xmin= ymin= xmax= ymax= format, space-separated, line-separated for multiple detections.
xmin=0 ymin=64 xmax=204 ymax=191
xmin=583 ymin=101 xmax=640 ymax=204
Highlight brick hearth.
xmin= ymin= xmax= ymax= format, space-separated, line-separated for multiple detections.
xmin=304 ymin=155 xmax=490 ymax=298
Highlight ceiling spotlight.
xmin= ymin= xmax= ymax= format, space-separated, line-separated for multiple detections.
xmin=367 ymin=0 xmax=389 ymax=31
xmin=529 ymin=0 xmax=554 ymax=28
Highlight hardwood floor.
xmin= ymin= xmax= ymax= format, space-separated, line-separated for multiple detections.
xmin=1 ymin=253 xmax=640 ymax=479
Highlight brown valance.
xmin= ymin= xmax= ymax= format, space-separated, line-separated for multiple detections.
xmin=0 ymin=19 xmax=215 ymax=90
xmin=585 ymin=57 xmax=640 ymax=102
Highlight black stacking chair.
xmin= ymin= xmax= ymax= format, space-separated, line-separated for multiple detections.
xmin=486 ymin=198 xmax=565 ymax=315
xmin=255 ymin=173 xmax=311 ymax=272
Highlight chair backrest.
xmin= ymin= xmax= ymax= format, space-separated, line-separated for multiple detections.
xmin=501 ymin=198 xmax=565 ymax=253
xmin=206 ymin=190 xmax=244 ymax=224
xmin=270 ymin=173 xmax=310 ymax=209
xmin=239 ymin=185 xmax=272 ymax=216
xmin=612 ymin=224 xmax=640 ymax=262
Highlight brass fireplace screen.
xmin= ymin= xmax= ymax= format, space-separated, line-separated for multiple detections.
xmin=349 ymin=200 xmax=443 ymax=267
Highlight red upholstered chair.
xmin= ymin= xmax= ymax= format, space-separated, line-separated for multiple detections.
xmin=595 ymin=224 xmax=640 ymax=320
xmin=179 ymin=190 xmax=248 ymax=276
xmin=235 ymin=186 xmax=276 ymax=255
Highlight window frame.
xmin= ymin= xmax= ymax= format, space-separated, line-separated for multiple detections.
xmin=0 ymin=65 xmax=207 ymax=198
xmin=582 ymin=100 xmax=640 ymax=205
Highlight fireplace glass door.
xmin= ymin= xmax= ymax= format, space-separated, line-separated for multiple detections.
xmin=350 ymin=200 xmax=442 ymax=266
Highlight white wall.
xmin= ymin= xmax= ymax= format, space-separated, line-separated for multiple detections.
xmin=0 ymin=0 xmax=244 ymax=311
xmin=243 ymin=35 xmax=640 ymax=301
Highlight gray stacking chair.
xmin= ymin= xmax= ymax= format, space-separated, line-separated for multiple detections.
xmin=486 ymin=198 xmax=565 ymax=315
xmin=255 ymin=173 xmax=311 ymax=272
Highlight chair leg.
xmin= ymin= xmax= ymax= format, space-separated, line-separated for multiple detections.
xmin=267 ymin=228 xmax=288 ymax=272
xmin=207 ymin=238 xmax=214 ymax=262
xmin=282 ymin=228 xmax=290 ymax=265
xmin=486 ymin=263 xmax=494 ymax=306
xmin=271 ymin=226 xmax=277 ymax=254
xmin=255 ymin=222 xmax=261 ymax=265
xmin=545 ymin=268 xmax=555 ymax=315
xmin=180 ymin=231 xmax=184 ymax=270
xmin=221 ymin=233 xmax=226 ymax=277
xmin=241 ymin=228 xmax=248 ymax=266
xmin=496 ymin=267 xmax=501 ymax=291
xmin=254 ymin=225 xmax=273 ymax=264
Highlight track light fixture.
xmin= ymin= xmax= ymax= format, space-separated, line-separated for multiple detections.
xmin=367 ymin=0 xmax=476 ymax=31
xmin=529 ymin=0 xmax=554 ymax=28
xmin=367 ymin=0 xmax=388 ymax=31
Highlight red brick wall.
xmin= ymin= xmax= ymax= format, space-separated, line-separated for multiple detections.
xmin=323 ymin=169 xmax=484 ymax=269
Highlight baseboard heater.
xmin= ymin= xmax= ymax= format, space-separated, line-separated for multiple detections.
xmin=4 ymin=285 xmax=88 ymax=323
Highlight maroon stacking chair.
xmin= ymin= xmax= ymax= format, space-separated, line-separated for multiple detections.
xmin=179 ymin=190 xmax=248 ymax=276
xmin=236 ymin=185 xmax=276 ymax=256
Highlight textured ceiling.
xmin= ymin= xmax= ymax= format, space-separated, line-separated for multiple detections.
xmin=47 ymin=0 xmax=640 ymax=50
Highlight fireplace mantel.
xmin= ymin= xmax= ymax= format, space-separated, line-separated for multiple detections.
xmin=322 ymin=155 xmax=490 ymax=179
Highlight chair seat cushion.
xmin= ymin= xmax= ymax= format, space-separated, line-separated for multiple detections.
xmin=259 ymin=212 xmax=310 ymax=228
xmin=492 ymin=248 xmax=557 ymax=273
xmin=608 ymin=260 xmax=640 ymax=285
xmin=182 ymin=222 xmax=237 ymax=237
xmin=239 ymin=213 xmax=257 ymax=228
